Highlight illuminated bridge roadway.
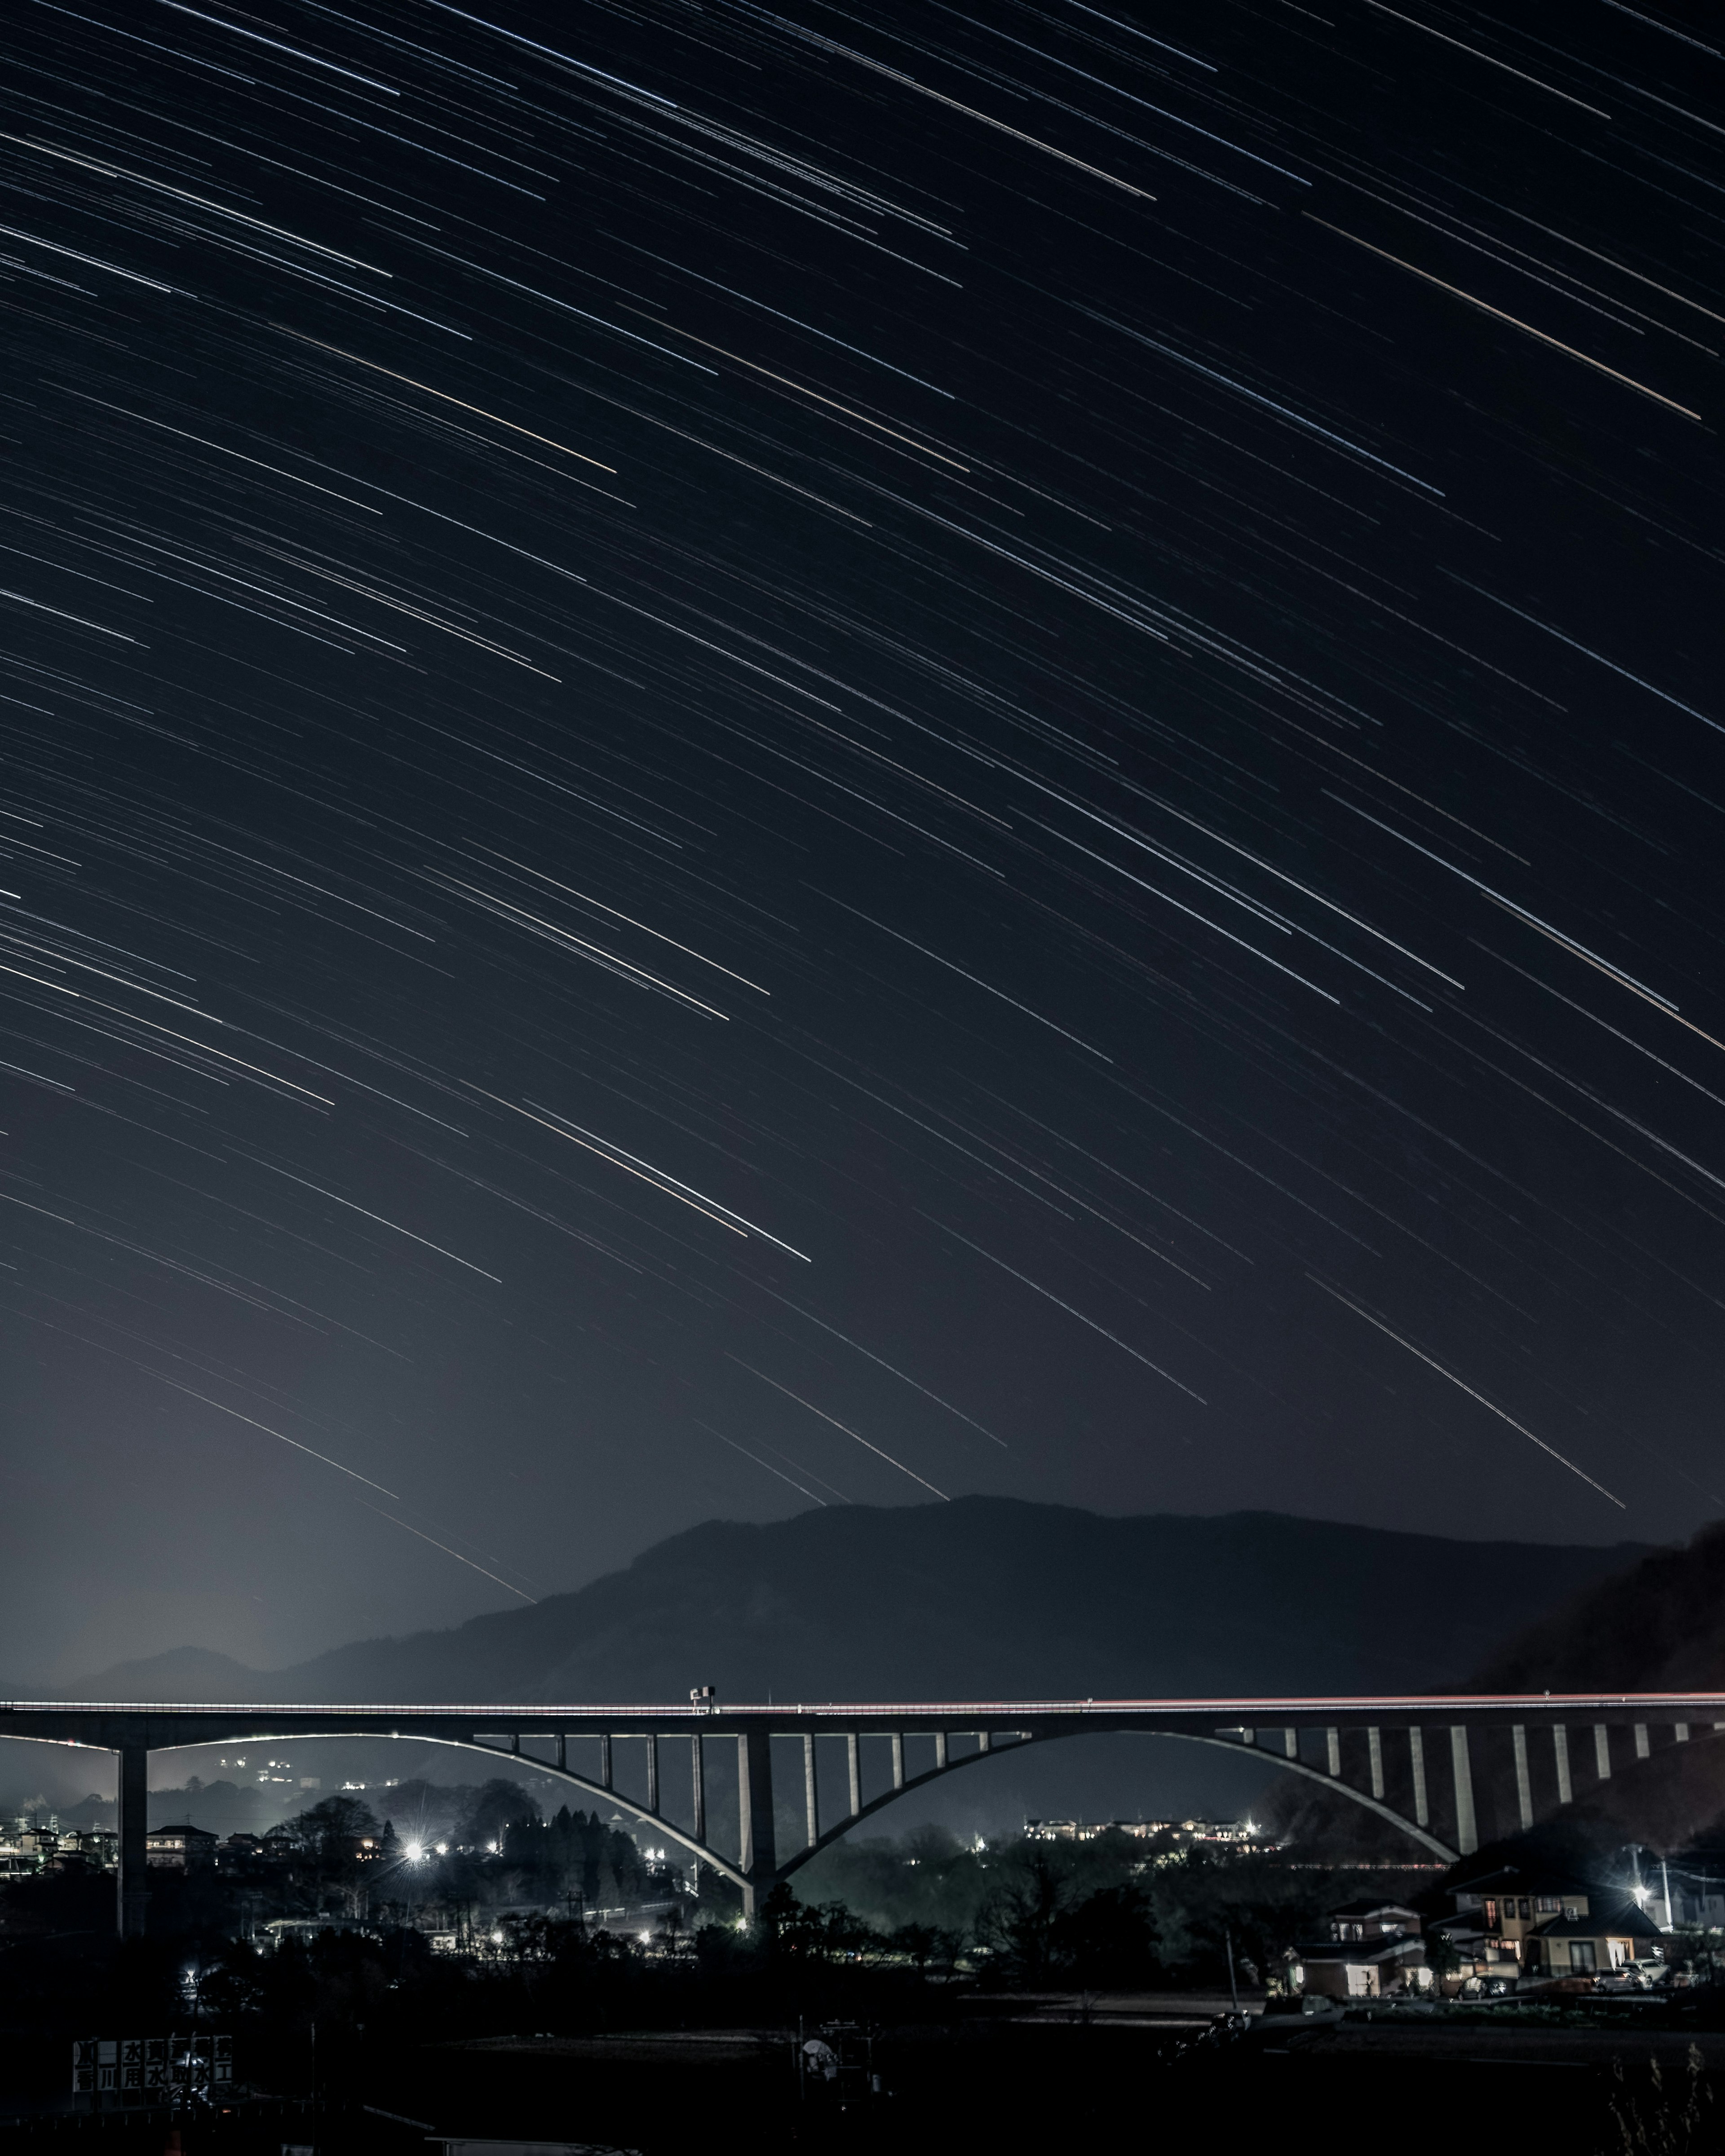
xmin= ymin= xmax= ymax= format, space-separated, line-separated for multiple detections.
xmin=4 ymin=1692 xmax=1721 ymax=1937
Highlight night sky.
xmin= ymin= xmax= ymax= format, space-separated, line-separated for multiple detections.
xmin=2 ymin=0 xmax=1722 ymax=1683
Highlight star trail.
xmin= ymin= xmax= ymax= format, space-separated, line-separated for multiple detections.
xmin=1 ymin=0 xmax=1721 ymax=1674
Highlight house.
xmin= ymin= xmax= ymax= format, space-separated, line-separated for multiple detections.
xmin=1328 ymin=1900 xmax=1423 ymax=1942
xmin=144 ymin=1824 xmax=218 ymax=1870
xmin=1301 ymin=1899 xmax=1429 ymax=2000
xmin=46 ymin=1829 xmax=115 ymax=1874
xmin=1444 ymin=1865 xmax=1664 ymax=1984
xmin=1522 ymin=1901 xmax=1664 ymax=1979
xmin=1301 ymin=1938 xmax=1430 ymax=1998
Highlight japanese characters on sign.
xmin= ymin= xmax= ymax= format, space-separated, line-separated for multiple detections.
xmin=71 ymin=2035 xmax=232 ymax=2096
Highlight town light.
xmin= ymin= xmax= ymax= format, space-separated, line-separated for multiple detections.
xmin=405 ymin=1841 xmax=425 ymax=1863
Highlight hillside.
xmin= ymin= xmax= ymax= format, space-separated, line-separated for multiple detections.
xmin=1470 ymin=1521 xmax=1725 ymax=1695
xmin=1465 ymin=1520 xmax=1725 ymax=1851
xmin=59 ymin=1498 xmax=1642 ymax=1707
xmin=1273 ymin=1519 xmax=1725 ymax=1856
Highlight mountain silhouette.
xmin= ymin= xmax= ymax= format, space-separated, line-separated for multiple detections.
xmin=57 ymin=1498 xmax=1642 ymax=1707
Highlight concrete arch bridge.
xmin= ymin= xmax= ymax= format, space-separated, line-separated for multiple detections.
xmin=3 ymin=1692 xmax=1719 ymax=1936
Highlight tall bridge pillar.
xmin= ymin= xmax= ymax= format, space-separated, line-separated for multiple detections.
xmin=737 ymin=1730 xmax=776 ymax=1922
xmin=117 ymin=1740 xmax=149 ymax=1940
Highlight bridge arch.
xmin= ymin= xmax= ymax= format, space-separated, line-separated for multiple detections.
xmin=776 ymin=1725 xmax=1458 ymax=1878
xmin=147 ymin=1732 xmax=751 ymax=1891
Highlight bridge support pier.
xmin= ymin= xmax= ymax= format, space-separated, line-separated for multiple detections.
xmin=738 ymin=1730 xmax=776 ymax=1923
xmin=117 ymin=1741 xmax=148 ymax=1941
xmin=1512 ymin=1726 xmax=1533 ymax=1832
xmin=1450 ymin=1726 xmax=1477 ymax=1856
xmin=1410 ymin=1728 xmax=1429 ymax=1827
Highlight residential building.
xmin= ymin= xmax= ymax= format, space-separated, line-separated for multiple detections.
xmin=1300 ymin=1899 xmax=1429 ymax=1999
xmin=1024 ymin=1817 xmax=1263 ymax=1847
xmin=1444 ymin=1866 xmax=1664 ymax=1983
xmin=1523 ymin=1902 xmax=1664 ymax=1978
xmin=145 ymin=1824 xmax=218 ymax=1870
xmin=1328 ymin=1900 xmax=1423 ymax=1942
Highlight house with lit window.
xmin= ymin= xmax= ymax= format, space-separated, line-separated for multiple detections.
xmin=1447 ymin=1866 xmax=1664 ymax=1983
xmin=1523 ymin=1900 xmax=1664 ymax=1979
xmin=1300 ymin=1900 xmax=1431 ymax=1999
xmin=144 ymin=1824 xmax=217 ymax=1870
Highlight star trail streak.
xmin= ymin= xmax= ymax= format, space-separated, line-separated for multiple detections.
xmin=0 ymin=0 xmax=1721 ymax=1674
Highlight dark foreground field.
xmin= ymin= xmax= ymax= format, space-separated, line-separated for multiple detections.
xmin=7 ymin=1999 xmax=1724 ymax=2156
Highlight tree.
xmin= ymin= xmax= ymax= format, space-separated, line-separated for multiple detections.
xmin=283 ymin=1794 xmax=381 ymax=1852
xmin=976 ymin=1848 xmax=1075 ymax=1984
xmin=460 ymin=1779 xmax=540 ymax=1855
xmin=1052 ymin=1883 xmax=1156 ymax=1988
xmin=1422 ymin=1925 xmax=1462 ymax=1987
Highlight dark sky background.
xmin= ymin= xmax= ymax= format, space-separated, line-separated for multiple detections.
xmin=2 ymin=0 xmax=1722 ymax=1684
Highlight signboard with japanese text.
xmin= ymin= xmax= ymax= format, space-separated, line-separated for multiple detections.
xmin=72 ymin=2034 xmax=232 ymax=2098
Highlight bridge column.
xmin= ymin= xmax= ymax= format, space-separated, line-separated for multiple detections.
xmin=803 ymin=1736 xmax=818 ymax=1849
xmin=555 ymin=1734 xmax=566 ymax=1772
xmin=645 ymin=1735 xmax=659 ymax=1816
xmin=599 ymin=1734 xmax=613 ymax=1790
xmin=692 ymin=1736 xmax=706 ymax=1842
xmin=1409 ymin=1729 xmax=1429 ymax=1827
xmin=1367 ymin=1728 xmax=1384 ymax=1801
xmin=1324 ymin=1727 xmax=1340 ymax=1777
xmin=1450 ymin=1727 xmax=1477 ymax=1856
xmin=1634 ymin=1724 xmax=1650 ymax=1760
xmin=117 ymin=1741 xmax=148 ymax=1941
xmin=1594 ymin=1726 xmax=1610 ymax=1780
xmin=933 ymin=1732 xmax=947 ymax=1770
xmin=1512 ymin=1727 xmax=1533 ymax=1831
xmin=738 ymin=1731 xmax=776 ymax=1922
xmin=1283 ymin=1727 xmax=1297 ymax=1760
xmin=846 ymin=1734 xmax=861 ymax=1819
xmin=1553 ymin=1726 xmax=1572 ymax=1805
xmin=891 ymin=1735 xmax=905 ymax=1791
